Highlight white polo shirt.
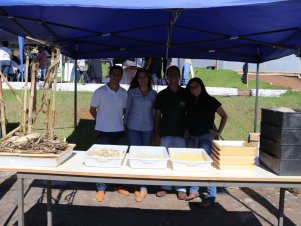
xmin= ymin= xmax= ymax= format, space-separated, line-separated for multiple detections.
xmin=90 ymin=85 xmax=127 ymax=132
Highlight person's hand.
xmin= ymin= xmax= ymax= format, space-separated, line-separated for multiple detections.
xmin=184 ymin=129 xmax=189 ymax=139
xmin=209 ymin=129 xmax=219 ymax=137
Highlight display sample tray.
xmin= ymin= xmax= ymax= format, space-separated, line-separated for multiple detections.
xmin=169 ymin=148 xmax=212 ymax=172
xmin=127 ymin=146 xmax=169 ymax=169
xmin=84 ymin=144 xmax=128 ymax=168
xmin=212 ymin=140 xmax=256 ymax=170
xmin=0 ymin=144 xmax=75 ymax=167
xmin=212 ymin=140 xmax=256 ymax=154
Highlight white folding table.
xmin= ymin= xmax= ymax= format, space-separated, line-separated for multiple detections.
xmin=1 ymin=151 xmax=301 ymax=226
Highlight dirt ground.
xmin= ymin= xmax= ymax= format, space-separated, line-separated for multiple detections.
xmin=248 ymin=74 xmax=301 ymax=91
xmin=1 ymin=172 xmax=301 ymax=226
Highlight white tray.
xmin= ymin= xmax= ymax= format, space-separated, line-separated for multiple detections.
xmin=169 ymin=148 xmax=213 ymax=172
xmin=0 ymin=144 xmax=75 ymax=167
xmin=127 ymin=146 xmax=169 ymax=169
xmin=84 ymin=144 xmax=128 ymax=168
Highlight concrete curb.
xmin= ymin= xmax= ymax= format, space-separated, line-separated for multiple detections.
xmin=2 ymin=82 xmax=288 ymax=97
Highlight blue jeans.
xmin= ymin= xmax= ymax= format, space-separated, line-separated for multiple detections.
xmin=96 ymin=131 xmax=125 ymax=191
xmin=127 ymin=129 xmax=153 ymax=190
xmin=71 ymin=68 xmax=89 ymax=83
xmin=187 ymin=133 xmax=216 ymax=201
xmin=127 ymin=129 xmax=153 ymax=146
xmin=39 ymin=68 xmax=47 ymax=81
xmin=160 ymin=136 xmax=186 ymax=192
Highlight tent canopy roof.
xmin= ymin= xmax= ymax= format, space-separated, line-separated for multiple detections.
xmin=1 ymin=0 xmax=301 ymax=63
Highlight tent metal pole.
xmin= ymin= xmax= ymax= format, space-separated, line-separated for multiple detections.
xmin=165 ymin=10 xmax=180 ymax=59
xmin=74 ymin=44 xmax=78 ymax=146
xmin=254 ymin=62 xmax=260 ymax=132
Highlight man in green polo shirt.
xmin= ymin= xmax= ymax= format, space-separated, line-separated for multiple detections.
xmin=154 ymin=65 xmax=188 ymax=200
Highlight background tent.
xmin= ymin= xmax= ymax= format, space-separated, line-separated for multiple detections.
xmin=1 ymin=0 xmax=300 ymax=137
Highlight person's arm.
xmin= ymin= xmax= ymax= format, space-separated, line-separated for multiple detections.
xmin=209 ymin=106 xmax=228 ymax=137
xmin=123 ymin=91 xmax=132 ymax=126
xmin=89 ymin=107 xmax=97 ymax=120
xmin=154 ymin=109 xmax=161 ymax=145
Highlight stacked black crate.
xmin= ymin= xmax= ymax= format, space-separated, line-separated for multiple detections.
xmin=259 ymin=108 xmax=301 ymax=176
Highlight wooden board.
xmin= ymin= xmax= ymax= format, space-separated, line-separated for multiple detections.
xmin=213 ymin=140 xmax=256 ymax=153
xmin=212 ymin=154 xmax=255 ymax=165
xmin=213 ymin=162 xmax=255 ymax=170
xmin=212 ymin=151 xmax=255 ymax=161
xmin=212 ymin=145 xmax=256 ymax=156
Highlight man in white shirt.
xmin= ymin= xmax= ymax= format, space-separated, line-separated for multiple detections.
xmin=0 ymin=41 xmax=12 ymax=76
xmin=89 ymin=65 xmax=128 ymax=202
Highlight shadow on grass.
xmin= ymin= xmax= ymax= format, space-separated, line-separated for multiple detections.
xmin=66 ymin=119 xmax=97 ymax=151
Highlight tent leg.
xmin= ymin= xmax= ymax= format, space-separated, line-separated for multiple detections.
xmin=74 ymin=58 xmax=78 ymax=146
xmin=254 ymin=63 xmax=260 ymax=132
xmin=278 ymin=188 xmax=285 ymax=226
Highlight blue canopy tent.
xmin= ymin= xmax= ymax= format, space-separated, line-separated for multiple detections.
xmin=1 ymin=0 xmax=300 ymax=62
xmin=0 ymin=0 xmax=300 ymax=137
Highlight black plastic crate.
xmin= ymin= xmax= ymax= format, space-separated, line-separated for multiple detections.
xmin=261 ymin=108 xmax=301 ymax=128
xmin=260 ymin=123 xmax=301 ymax=145
xmin=260 ymin=136 xmax=301 ymax=159
xmin=259 ymin=151 xmax=301 ymax=176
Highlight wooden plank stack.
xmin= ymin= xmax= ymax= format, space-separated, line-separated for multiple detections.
xmin=212 ymin=140 xmax=257 ymax=169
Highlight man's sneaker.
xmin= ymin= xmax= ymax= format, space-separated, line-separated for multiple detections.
xmin=177 ymin=191 xmax=187 ymax=200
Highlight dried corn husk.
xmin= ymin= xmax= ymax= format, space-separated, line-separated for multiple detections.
xmin=14 ymin=133 xmax=41 ymax=144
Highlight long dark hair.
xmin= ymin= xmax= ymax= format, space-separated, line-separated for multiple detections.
xmin=129 ymin=68 xmax=153 ymax=89
xmin=186 ymin=77 xmax=210 ymax=100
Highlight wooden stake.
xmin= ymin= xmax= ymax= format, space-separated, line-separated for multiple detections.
xmin=0 ymin=71 xmax=22 ymax=105
xmin=27 ymin=61 xmax=37 ymax=134
xmin=44 ymin=51 xmax=55 ymax=135
xmin=0 ymin=75 xmax=6 ymax=137
xmin=22 ymin=56 xmax=30 ymax=134
xmin=50 ymin=48 xmax=60 ymax=139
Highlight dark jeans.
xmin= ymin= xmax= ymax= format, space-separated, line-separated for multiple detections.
xmin=96 ymin=131 xmax=126 ymax=145
xmin=96 ymin=130 xmax=126 ymax=191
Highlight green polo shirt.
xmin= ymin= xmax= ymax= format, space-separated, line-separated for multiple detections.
xmin=155 ymin=86 xmax=187 ymax=137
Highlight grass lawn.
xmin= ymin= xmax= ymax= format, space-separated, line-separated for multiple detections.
xmin=193 ymin=68 xmax=285 ymax=90
xmin=2 ymin=88 xmax=301 ymax=150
